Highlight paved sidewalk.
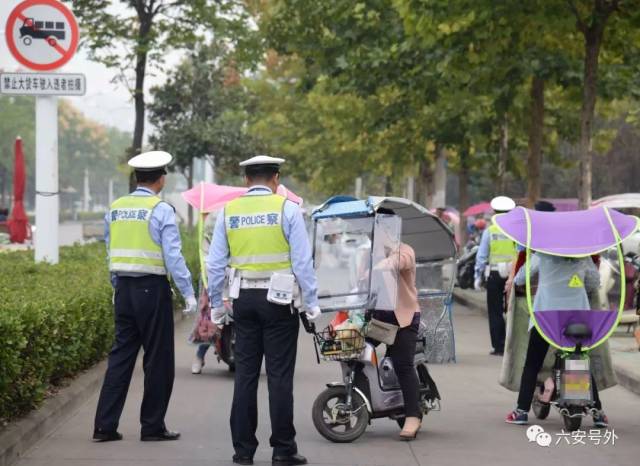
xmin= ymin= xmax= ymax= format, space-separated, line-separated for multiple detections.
xmin=12 ymin=303 xmax=640 ymax=466
xmin=454 ymin=288 xmax=640 ymax=396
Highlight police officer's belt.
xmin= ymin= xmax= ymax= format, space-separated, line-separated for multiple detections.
xmin=240 ymin=278 xmax=271 ymax=289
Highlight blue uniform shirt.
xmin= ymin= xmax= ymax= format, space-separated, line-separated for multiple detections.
xmin=105 ymin=187 xmax=195 ymax=299
xmin=206 ymin=185 xmax=319 ymax=309
xmin=474 ymin=228 xmax=491 ymax=280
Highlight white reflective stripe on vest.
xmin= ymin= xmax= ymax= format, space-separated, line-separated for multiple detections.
xmin=110 ymin=263 xmax=167 ymax=275
xmin=110 ymin=249 xmax=164 ymax=260
xmin=238 ymin=268 xmax=293 ymax=279
xmin=230 ymin=252 xmax=291 ymax=266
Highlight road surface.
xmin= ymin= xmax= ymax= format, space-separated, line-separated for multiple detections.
xmin=15 ymin=303 xmax=640 ymax=466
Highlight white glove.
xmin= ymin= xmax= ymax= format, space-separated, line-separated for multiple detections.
xmin=474 ymin=277 xmax=482 ymax=291
xmin=211 ymin=306 xmax=227 ymax=326
xmin=304 ymin=305 xmax=322 ymax=320
xmin=183 ymin=295 xmax=198 ymax=314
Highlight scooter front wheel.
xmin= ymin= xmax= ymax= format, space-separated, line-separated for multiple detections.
xmin=312 ymin=386 xmax=369 ymax=443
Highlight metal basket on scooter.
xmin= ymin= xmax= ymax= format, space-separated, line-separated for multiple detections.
xmin=315 ymin=326 xmax=365 ymax=361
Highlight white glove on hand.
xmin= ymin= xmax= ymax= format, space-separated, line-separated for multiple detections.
xmin=304 ymin=305 xmax=322 ymax=320
xmin=474 ymin=277 xmax=482 ymax=291
xmin=183 ymin=295 xmax=198 ymax=315
xmin=211 ymin=306 xmax=227 ymax=326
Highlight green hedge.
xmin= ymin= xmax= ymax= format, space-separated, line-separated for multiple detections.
xmin=0 ymin=243 xmax=113 ymax=422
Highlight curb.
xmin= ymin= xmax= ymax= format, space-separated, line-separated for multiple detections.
xmin=0 ymin=360 xmax=107 ymax=466
xmin=452 ymin=289 xmax=640 ymax=397
xmin=0 ymin=309 xmax=187 ymax=466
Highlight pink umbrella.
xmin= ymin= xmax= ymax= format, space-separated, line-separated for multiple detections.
xmin=463 ymin=202 xmax=491 ymax=217
xmin=182 ymin=182 xmax=303 ymax=213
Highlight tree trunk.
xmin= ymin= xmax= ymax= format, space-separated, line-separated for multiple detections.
xmin=526 ymin=76 xmax=544 ymax=208
xmin=128 ymin=13 xmax=153 ymax=191
xmin=419 ymin=158 xmax=434 ymax=207
xmin=497 ymin=113 xmax=509 ymax=193
xmin=458 ymin=147 xmax=470 ymax=247
xmin=433 ymin=144 xmax=447 ymax=207
xmin=573 ymin=2 xmax=615 ymax=209
xmin=384 ymin=176 xmax=392 ymax=197
xmin=577 ymin=32 xmax=603 ymax=209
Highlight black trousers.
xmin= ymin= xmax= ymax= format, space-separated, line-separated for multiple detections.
xmin=230 ymin=289 xmax=300 ymax=458
xmin=517 ymin=327 xmax=602 ymax=412
xmin=373 ymin=311 xmax=421 ymax=418
xmin=94 ymin=275 xmax=174 ymax=436
xmin=486 ymin=271 xmax=506 ymax=352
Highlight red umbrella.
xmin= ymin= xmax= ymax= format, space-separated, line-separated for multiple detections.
xmin=463 ymin=202 xmax=492 ymax=217
xmin=8 ymin=137 xmax=29 ymax=243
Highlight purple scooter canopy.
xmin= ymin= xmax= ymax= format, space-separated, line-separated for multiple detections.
xmin=493 ymin=206 xmax=639 ymax=257
xmin=493 ymin=206 xmax=640 ymax=351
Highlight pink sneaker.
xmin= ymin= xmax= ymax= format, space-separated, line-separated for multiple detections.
xmin=505 ymin=410 xmax=528 ymax=425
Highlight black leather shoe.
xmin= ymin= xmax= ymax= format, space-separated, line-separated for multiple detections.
xmin=140 ymin=429 xmax=181 ymax=441
xmin=272 ymin=453 xmax=308 ymax=465
xmin=92 ymin=430 xmax=123 ymax=442
xmin=489 ymin=350 xmax=504 ymax=356
xmin=232 ymin=454 xmax=254 ymax=465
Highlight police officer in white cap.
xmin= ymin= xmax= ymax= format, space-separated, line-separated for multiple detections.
xmin=93 ymin=151 xmax=197 ymax=442
xmin=474 ymin=195 xmax=517 ymax=356
xmin=207 ymin=155 xmax=320 ymax=466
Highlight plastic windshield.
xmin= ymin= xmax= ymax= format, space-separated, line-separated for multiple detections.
xmin=369 ymin=214 xmax=401 ymax=311
xmin=314 ymin=216 xmax=374 ymax=311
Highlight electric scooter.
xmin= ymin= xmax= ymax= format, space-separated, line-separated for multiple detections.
xmin=301 ymin=314 xmax=440 ymax=443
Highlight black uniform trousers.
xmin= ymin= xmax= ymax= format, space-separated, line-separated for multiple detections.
xmin=94 ymin=275 xmax=175 ymax=436
xmin=486 ymin=271 xmax=506 ymax=353
xmin=517 ymin=326 xmax=602 ymax=412
xmin=231 ymin=289 xmax=300 ymax=458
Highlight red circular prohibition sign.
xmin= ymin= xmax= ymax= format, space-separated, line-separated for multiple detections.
xmin=5 ymin=0 xmax=79 ymax=71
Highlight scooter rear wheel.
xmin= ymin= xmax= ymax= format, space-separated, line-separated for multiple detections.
xmin=312 ymin=386 xmax=369 ymax=443
xmin=219 ymin=324 xmax=236 ymax=372
xmin=532 ymin=386 xmax=550 ymax=420
xmin=562 ymin=407 xmax=583 ymax=432
xmin=396 ymin=364 xmax=439 ymax=428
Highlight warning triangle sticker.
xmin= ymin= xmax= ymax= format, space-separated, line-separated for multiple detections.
xmin=568 ymin=274 xmax=584 ymax=288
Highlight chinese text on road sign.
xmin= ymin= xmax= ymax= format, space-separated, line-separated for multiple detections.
xmin=0 ymin=73 xmax=86 ymax=96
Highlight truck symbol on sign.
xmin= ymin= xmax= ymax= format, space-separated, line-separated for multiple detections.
xmin=19 ymin=18 xmax=66 ymax=46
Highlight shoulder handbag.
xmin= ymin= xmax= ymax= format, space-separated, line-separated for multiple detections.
xmin=365 ymin=318 xmax=399 ymax=346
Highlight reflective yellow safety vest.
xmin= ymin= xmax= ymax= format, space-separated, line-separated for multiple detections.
xmin=109 ymin=195 xmax=166 ymax=275
xmin=225 ymin=194 xmax=291 ymax=276
xmin=488 ymin=223 xmax=517 ymax=264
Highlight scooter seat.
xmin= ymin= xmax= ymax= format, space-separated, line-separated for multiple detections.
xmin=563 ymin=323 xmax=592 ymax=342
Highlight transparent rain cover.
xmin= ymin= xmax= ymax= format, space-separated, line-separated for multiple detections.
xmin=369 ymin=214 xmax=402 ymax=311
xmin=314 ymin=216 xmax=374 ymax=311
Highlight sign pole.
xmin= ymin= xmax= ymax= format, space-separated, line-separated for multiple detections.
xmin=35 ymin=95 xmax=59 ymax=263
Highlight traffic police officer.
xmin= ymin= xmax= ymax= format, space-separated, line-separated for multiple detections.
xmin=93 ymin=151 xmax=197 ymax=442
xmin=474 ymin=195 xmax=517 ymax=356
xmin=207 ymin=155 xmax=320 ymax=466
